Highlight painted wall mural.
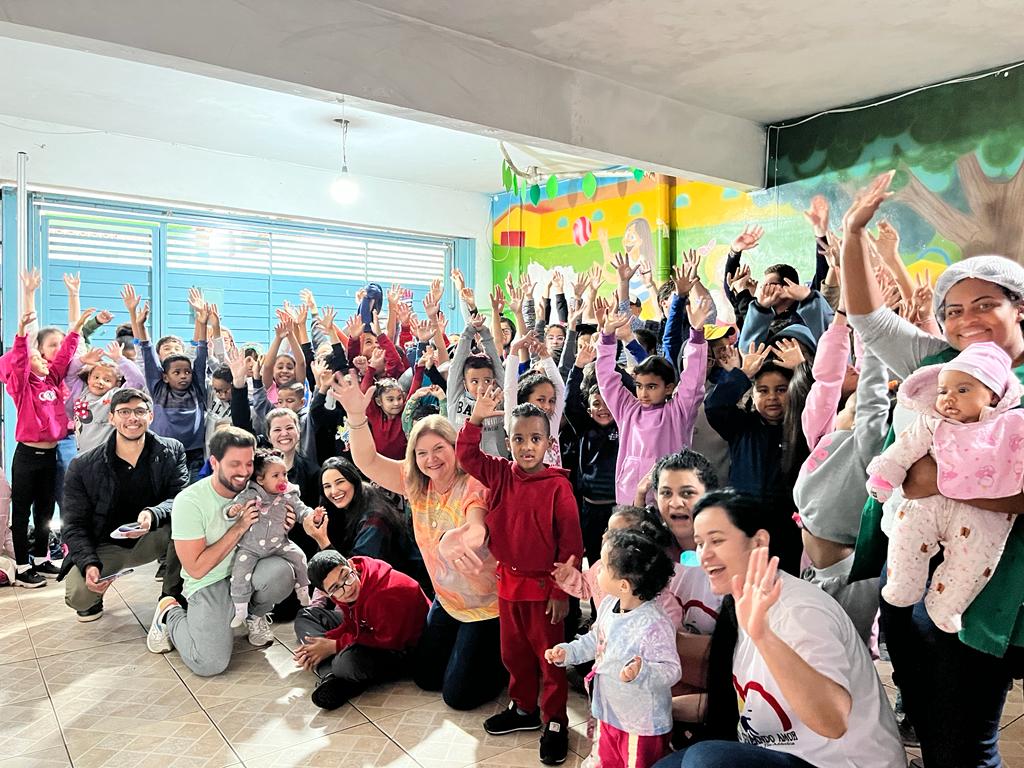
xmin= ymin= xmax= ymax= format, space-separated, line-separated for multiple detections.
xmin=491 ymin=66 xmax=1024 ymax=322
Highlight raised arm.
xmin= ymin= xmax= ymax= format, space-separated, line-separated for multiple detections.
xmin=332 ymin=373 xmax=406 ymax=495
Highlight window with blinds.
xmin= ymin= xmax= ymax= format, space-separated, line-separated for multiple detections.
xmin=28 ymin=194 xmax=458 ymax=347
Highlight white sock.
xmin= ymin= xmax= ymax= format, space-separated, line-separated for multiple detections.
xmin=296 ymin=586 xmax=310 ymax=607
xmin=233 ymin=603 xmax=248 ymax=624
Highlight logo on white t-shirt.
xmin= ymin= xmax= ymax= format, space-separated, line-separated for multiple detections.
xmin=734 ymin=676 xmax=799 ymax=747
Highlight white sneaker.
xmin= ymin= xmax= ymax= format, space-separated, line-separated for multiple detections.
xmin=245 ymin=613 xmax=274 ymax=647
xmin=147 ymin=596 xmax=179 ymax=654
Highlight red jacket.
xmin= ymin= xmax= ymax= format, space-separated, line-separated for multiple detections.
xmin=456 ymin=421 xmax=583 ymax=601
xmin=324 ymin=556 xmax=429 ymax=652
xmin=3 ymin=332 xmax=79 ymax=443
xmin=346 ymin=331 xmax=409 ymax=380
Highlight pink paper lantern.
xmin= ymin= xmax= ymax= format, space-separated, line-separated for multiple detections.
xmin=573 ymin=216 xmax=592 ymax=246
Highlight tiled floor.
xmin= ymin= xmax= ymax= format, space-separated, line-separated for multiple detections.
xmin=2 ymin=562 xmax=1022 ymax=767
xmin=0 ymin=561 xmax=592 ymax=768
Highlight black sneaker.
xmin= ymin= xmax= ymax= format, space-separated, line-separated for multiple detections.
xmin=32 ymin=560 xmax=60 ymax=578
xmin=76 ymin=602 xmax=103 ymax=622
xmin=483 ymin=701 xmax=542 ymax=735
xmin=15 ymin=568 xmax=47 ymax=589
xmin=539 ymin=721 xmax=569 ymax=765
xmin=310 ymin=674 xmax=358 ymax=710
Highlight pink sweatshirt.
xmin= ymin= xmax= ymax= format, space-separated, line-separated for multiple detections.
xmin=596 ymin=328 xmax=707 ymax=504
xmin=554 ymin=559 xmax=721 ymax=635
xmin=3 ymin=332 xmax=79 ymax=443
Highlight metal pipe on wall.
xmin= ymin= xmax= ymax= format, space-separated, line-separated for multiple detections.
xmin=16 ymin=152 xmax=28 ymax=315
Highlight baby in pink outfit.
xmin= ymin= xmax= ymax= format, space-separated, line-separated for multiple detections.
xmin=867 ymin=341 xmax=1024 ymax=633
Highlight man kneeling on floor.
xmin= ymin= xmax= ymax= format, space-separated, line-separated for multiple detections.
xmin=146 ymin=427 xmax=295 ymax=675
xmin=60 ymin=388 xmax=188 ymax=621
xmin=293 ymin=550 xmax=429 ymax=709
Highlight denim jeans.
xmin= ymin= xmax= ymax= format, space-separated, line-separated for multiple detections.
xmin=413 ymin=598 xmax=506 ymax=710
xmin=653 ymin=741 xmax=816 ymax=768
xmin=880 ymin=560 xmax=1019 ymax=768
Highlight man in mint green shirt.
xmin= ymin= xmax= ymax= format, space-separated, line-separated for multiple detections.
xmin=145 ymin=427 xmax=295 ymax=675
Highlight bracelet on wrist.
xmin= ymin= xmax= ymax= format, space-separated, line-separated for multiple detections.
xmin=347 ymin=417 xmax=369 ymax=429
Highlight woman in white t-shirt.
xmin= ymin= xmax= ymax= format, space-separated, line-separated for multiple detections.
xmin=657 ymin=489 xmax=905 ymax=768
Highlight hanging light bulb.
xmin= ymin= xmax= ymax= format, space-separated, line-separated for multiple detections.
xmin=330 ymin=117 xmax=360 ymax=204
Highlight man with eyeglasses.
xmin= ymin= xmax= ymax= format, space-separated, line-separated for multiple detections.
xmin=59 ymin=388 xmax=189 ymax=621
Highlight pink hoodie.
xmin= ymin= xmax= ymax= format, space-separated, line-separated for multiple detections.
xmin=3 ymin=332 xmax=79 ymax=443
xmin=596 ymin=328 xmax=707 ymax=504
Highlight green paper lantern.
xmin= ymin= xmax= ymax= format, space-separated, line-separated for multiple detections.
xmin=632 ymin=167 xmax=645 ymax=182
xmin=582 ymin=172 xmax=598 ymax=199
xmin=546 ymin=175 xmax=559 ymax=200
xmin=529 ymin=184 xmax=541 ymax=206
xmin=502 ymin=162 xmax=513 ymax=191
xmin=512 ymin=174 xmax=519 ymax=196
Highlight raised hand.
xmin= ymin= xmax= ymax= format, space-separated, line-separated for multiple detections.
xmin=771 ymin=338 xmax=805 ymax=369
xmin=333 ymin=373 xmax=375 ymax=418
xmin=95 ymin=309 xmax=114 ymax=326
xmin=507 ymin=285 xmax=525 ymax=315
xmin=510 ymin=330 xmax=537 ymax=358
xmin=611 ymin=251 xmax=639 ymax=282
xmin=17 ymin=310 xmax=36 ymax=336
xmin=104 ymin=340 xmax=123 ymax=362
xmin=740 ymin=342 xmax=771 ymax=379
xmin=906 ymin=269 xmax=934 ymax=325
xmin=588 ymin=263 xmax=604 ymax=292
xmin=419 ymin=345 xmax=437 ymax=369
xmin=685 ymin=295 xmax=714 ymax=329
xmin=422 ymin=293 xmax=440 ymax=320
xmin=387 ymin=283 xmax=403 ymax=308
xmin=824 ymin=230 xmax=842 ymax=272
xmin=637 ymin=257 xmax=655 ymax=286
xmin=519 ymin=270 xmax=535 ymax=299
xmin=71 ymin=308 xmax=96 ymax=334
xmin=551 ymin=269 xmax=565 ymax=293
xmin=470 ymin=384 xmax=503 ymax=424
xmin=187 ymin=287 xmax=205 ymax=316
xmin=299 ymin=288 xmax=318 ymax=314
xmin=842 ymin=170 xmax=895 ymax=232
xmin=369 ymin=309 xmax=382 ymax=336
xmin=602 ymin=308 xmax=632 ymax=336
xmin=780 ymin=278 xmax=811 ymax=303
xmin=320 ymin=305 xmax=337 ymax=332
xmin=571 ymin=271 xmax=588 ymax=299
xmin=20 ymin=268 xmax=41 ymax=293
xmin=803 ymin=195 xmax=830 ymax=237
xmin=733 ymin=547 xmax=782 ymax=644
xmin=468 ymin=312 xmax=486 ymax=332
xmin=594 ymin=296 xmax=612 ymax=329
xmin=460 ymin=286 xmax=477 ymax=310
xmin=727 ymin=264 xmax=756 ymax=296
xmin=868 ymin=219 xmax=900 ymax=263
xmin=80 ymin=346 xmax=104 ymax=366
xmin=63 ymin=272 xmax=81 ymax=294
xmin=489 ymin=286 xmax=506 ymax=315
xmin=672 ymin=263 xmax=698 ymax=297
xmin=343 ymin=314 xmax=364 ymax=340
xmin=450 ymin=268 xmax=467 ymax=294
xmin=137 ymin=302 xmax=151 ymax=326
xmin=274 ymin=319 xmax=291 ymax=339
xmin=395 ymin=300 xmax=412 ymax=326
xmin=574 ymin=339 xmax=597 ymax=368
xmin=410 ymin=314 xmax=433 ymax=342
xmin=310 ymin=358 xmax=332 ymax=390
xmin=121 ymin=284 xmax=141 ymax=314
xmin=731 ymin=225 xmax=764 ymax=253
xmin=293 ymin=301 xmax=308 ymax=327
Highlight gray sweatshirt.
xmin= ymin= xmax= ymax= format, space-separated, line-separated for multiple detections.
xmin=792 ymin=341 xmax=890 ymax=546
xmin=446 ymin=322 xmax=508 ymax=458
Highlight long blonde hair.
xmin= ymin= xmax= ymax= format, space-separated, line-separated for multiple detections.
xmin=404 ymin=415 xmax=462 ymax=504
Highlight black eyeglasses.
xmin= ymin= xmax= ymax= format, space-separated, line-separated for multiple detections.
xmin=324 ymin=568 xmax=357 ymax=597
xmin=113 ymin=407 xmax=151 ymax=418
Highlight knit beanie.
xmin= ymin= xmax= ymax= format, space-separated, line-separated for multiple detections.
xmin=941 ymin=341 xmax=1012 ymax=398
xmin=933 ymin=256 xmax=1024 ymax=324
xmin=307 ymin=549 xmax=349 ymax=590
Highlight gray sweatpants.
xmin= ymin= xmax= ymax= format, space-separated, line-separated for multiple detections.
xmin=166 ymin=556 xmax=293 ymax=677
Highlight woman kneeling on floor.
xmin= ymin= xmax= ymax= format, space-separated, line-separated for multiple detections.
xmin=292 ymin=549 xmax=430 ymax=709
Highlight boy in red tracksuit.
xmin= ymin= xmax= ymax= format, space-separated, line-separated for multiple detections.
xmin=293 ymin=551 xmax=429 ymax=710
xmin=456 ymin=387 xmax=584 ymax=766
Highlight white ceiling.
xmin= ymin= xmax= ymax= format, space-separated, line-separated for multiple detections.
xmin=0 ymin=36 xmax=594 ymax=194
xmin=361 ymin=0 xmax=1024 ymax=123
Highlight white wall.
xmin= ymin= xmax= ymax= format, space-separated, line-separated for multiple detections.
xmin=0 ymin=114 xmax=494 ymax=292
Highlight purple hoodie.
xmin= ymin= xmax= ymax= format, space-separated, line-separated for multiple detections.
xmin=596 ymin=327 xmax=707 ymax=504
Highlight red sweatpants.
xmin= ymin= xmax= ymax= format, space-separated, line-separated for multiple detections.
xmin=597 ymin=721 xmax=670 ymax=768
xmin=498 ymin=598 xmax=568 ymax=725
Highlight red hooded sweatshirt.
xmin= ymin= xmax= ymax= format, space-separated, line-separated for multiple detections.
xmin=324 ymin=556 xmax=429 ymax=652
xmin=456 ymin=421 xmax=584 ymax=601
xmin=3 ymin=332 xmax=79 ymax=444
